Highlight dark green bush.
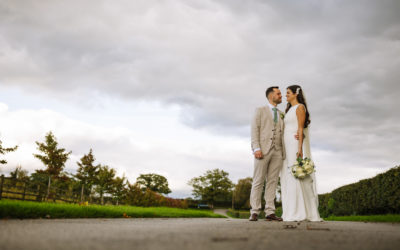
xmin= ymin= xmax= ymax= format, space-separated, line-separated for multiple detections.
xmin=319 ymin=166 xmax=400 ymax=216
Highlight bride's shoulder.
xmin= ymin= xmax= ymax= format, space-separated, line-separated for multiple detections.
xmin=295 ymin=104 xmax=306 ymax=113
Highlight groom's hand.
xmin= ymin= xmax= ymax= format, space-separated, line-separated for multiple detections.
xmin=294 ymin=132 xmax=305 ymax=140
xmin=254 ymin=150 xmax=263 ymax=159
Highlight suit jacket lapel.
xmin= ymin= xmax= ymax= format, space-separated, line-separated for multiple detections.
xmin=265 ymin=106 xmax=273 ymax=122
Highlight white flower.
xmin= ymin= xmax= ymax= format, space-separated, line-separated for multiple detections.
xmin=290 ymin=157 xmax=316 ymax=179
xmin=303 ymin=163 xmax=314 ymax=175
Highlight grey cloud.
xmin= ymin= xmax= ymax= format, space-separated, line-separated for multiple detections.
xmin=0 ymin=0 xmax=399 ymax=172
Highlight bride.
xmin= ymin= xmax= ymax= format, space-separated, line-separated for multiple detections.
xmin=280 ymin=85 xmax=322 ymax=222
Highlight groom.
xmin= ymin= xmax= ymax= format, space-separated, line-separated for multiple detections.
xmin=249 ymin=86 xmax=285 ymax=221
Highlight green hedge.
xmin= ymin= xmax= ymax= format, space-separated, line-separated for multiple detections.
xmin=319 ymin=166 xmax=400 ymax=216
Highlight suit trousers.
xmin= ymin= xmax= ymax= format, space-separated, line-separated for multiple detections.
xmin=250 ymin=147 xmax=283 ymax=216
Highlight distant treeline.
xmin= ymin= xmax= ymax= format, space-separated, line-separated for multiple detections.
xmin=318 ymin=166 xmax=400 ymax=217
xmin=0 ymin=131 xmax=189 ymax=208
xmin=0 ymin=132 xmax=236 ymax=208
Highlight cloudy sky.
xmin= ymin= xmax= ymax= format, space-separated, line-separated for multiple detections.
xmin=0 ymin=0 xmax=399 ymax=198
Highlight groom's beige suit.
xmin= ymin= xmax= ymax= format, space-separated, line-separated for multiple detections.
xmin=250 ymin=104 xmax=286 ymax=216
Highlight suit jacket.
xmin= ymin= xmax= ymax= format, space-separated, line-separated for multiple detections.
xmin=251 ymin=106 xmax=286 ymax=160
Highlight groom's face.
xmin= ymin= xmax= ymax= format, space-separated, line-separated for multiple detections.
xmin=271 ymin=88 xmax=282 ymax=104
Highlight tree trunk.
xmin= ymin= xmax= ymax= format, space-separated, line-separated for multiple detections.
xmin=89 ymin=186 xmax=93 ymax=203
xmin=46 ymin=175 xmax=51 ymax=201
xmin=232 ymin=190 xmax=235 ymax=210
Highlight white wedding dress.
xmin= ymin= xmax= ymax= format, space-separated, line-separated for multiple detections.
xmin=280 ymin=104 xmax=322 ymax=221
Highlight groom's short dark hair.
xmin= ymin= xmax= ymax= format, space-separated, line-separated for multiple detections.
xmin=266 ymin=86 xmax=279 ymax=98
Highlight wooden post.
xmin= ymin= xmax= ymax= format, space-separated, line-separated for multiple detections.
xmin=80 ymin=184 xmax=84 ymax=203
xmin=22 ymin=182 xmax=26 ymax=201
xmin=0 ymin=175 xmax=4 ymax=200
xmin=36 ymin=185 xmax=41 ymax=201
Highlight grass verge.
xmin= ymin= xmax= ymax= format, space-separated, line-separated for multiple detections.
xmin=324 ymin=214 xmax=400 ymax=223
xmin=0 ymin=200 xmax=225 ymax=219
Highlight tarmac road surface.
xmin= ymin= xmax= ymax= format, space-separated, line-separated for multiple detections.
xmin=0 ymin=218 xmax=399 ymax=250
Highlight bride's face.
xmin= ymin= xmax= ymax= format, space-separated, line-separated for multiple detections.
xmin=286 ymin=89 xmax=297 ymax=102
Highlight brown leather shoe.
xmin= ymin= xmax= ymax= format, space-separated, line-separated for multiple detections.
xmin=249 ymin=213 xmax=258 ymax=221
xmin=265 ymin=214 xmax=283 ymax=221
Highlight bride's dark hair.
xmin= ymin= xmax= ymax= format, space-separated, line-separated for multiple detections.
xmin=285 ymin=85 xmax=311 ymax=128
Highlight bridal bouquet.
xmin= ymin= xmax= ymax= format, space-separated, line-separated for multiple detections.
xmin=291 ymin=157 xmax=315 ymax=179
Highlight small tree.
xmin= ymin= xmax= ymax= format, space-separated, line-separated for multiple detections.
xmin=125 ymin=182 xmax=145 ymax=206
xmin=0 ymin=139 xmax=18 ymax=166
xmin=188 ymin=169 xmax=234 ymax=208
xmin=9 ymin=165 xmax=29 ymax=186
xmin=95 ymin=165 xmax=116 ymax=205
xmin=233 ymin=177 xmax=252 ymax=209
xmin=75 ymin=149 xmax=100 ymax=201
xmin=29 ymin=169 xmax=51 ymax=201
xmin=112 ymin=175 xmax=127 ymax=205
xmin=136 ymin=173 xmax=172 ymax=195
xmin=33 ymin=131 xmax=71 ymax=200
xmin=33 ymin=131 xmax=71 ymax=177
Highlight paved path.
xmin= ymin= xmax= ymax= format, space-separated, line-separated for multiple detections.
xmin=0 ymin=218 xmax=399 ymax=250
xmin=213 ymin=209 xmax=229 ymax=217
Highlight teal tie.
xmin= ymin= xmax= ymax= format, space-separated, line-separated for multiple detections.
xmin=272 ymin=107 xmax=278 ymax=124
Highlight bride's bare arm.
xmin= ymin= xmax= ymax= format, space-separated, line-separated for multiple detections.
xmin=296 ymin=104 xmax=306 ymax=158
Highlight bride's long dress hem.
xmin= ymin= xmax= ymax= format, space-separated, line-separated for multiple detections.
xmin=280 ymin=104 xmax=323 ymax=222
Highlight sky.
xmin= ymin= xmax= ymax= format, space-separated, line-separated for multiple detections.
xmin=0 ymin=0 xmax=399 ymax=198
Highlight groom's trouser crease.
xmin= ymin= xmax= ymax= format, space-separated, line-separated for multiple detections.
xmin=250 ymin=148 xmax=283 ymax=216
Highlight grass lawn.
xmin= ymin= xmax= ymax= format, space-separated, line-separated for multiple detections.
xmin=0 ymin=199 xmax=225 ymax=219
xmin=324 ymin=214 xmax=400 ymax=223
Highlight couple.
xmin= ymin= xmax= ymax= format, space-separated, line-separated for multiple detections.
xmin=249 ymin=85 xmax=322 ymax=222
